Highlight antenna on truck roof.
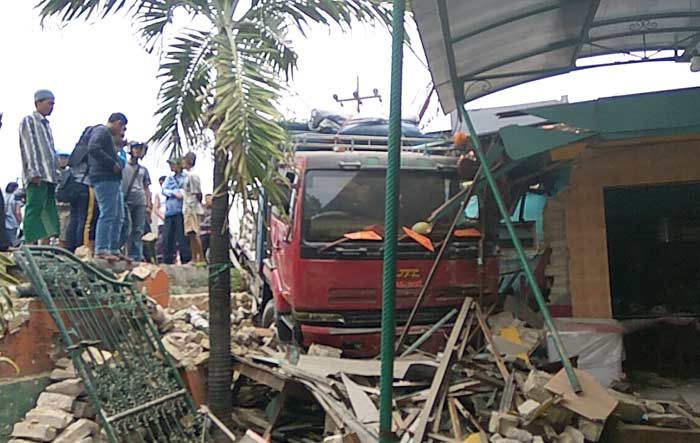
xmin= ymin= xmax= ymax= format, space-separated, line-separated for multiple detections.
xmin=332 ymin=76 xmax=382 ymax=113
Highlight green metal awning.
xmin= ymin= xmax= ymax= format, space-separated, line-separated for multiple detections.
xmin=414 ymin=1 xmax=700 ymax=112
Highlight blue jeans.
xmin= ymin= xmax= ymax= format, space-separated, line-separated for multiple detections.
xmin=121 ymin=204 xmax=145 ymax=261
xmin=94 ymin=180 xmax=124 ymax=255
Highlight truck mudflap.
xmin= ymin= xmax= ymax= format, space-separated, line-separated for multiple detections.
xmin=300 ymin=323 xmax=451 ymax=357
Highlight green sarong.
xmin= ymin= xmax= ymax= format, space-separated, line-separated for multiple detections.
xmin=24 ymin=182 xmax=60 ymax=243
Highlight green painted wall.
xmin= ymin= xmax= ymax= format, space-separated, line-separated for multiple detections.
xmin=0 ymin=373 xmax=51 ymax=440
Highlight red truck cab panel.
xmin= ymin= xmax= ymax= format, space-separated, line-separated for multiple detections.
xmin=263 ymin=151 xmax=499 ymax=356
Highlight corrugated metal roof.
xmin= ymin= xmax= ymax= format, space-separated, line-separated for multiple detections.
xmin=414 ymin=0 xmax=700 ymax=112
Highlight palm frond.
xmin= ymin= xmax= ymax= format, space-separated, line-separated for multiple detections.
xmin=36 ymin=0 xmax=212 ymax=51
xmin=151 ymin=28 xmax=214 ymax=157
xmin=36 ymin=0 xmax=137 ymax=22
xmin=236 ymin=15 xmax=298 ymax=79
xmin=210 ymin=28 xmax=289 ymax=207
xmin=242 ymin=0 xmax=392 ymax=37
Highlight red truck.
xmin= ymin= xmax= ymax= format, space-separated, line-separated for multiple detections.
xmin=238 ymin=119 xmax=499 ymax=356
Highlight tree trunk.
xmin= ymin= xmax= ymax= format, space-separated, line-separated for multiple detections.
xmin=208 ymin=147 xmax=234 ymax=431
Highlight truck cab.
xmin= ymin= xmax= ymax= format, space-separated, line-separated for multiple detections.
xmin=246 ymin=120 xmax=499 ymax=356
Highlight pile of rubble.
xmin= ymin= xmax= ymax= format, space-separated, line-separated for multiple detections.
xmin=148 ymin=292 xmax=280 ymax=370
xmin=230 ymin=298 xmax=700 ymax=443
xmin=10 ymin=358 xmax=104 ymax=442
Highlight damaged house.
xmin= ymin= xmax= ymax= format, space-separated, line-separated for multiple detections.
xmin=486 ymin=86 xmax=700 ymax=393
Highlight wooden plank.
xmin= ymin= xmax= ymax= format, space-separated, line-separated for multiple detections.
xmin=448 ymin=398 xmax=463 ymax=441
xmin=666 ymin=402 xmax=700 ymax=429
xmin=341 ymin=373 xmax=379 ymax=425
xmin=263 ymin=388 xmax=288 ymax=440
xmin=413 ymin=297 xmax=473 ymax=443
xmin=498 ymin=371 xmax=515 ymax=413
xmin=474 ymin=303 xmax=510 ymax=382
xmin=457 ymin=314 xmax=475 ymax=359
xmin=454 ymin=398 xmax=486 ymax=435
xmin=427 ymin=432 xmax=457 ymax=442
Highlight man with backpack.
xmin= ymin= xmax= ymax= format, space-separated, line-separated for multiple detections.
xmin=88 ymin=113 xmax=127 ymax=259
xmin=61 ymin=125 xmax=97 ymax=252
xmin=120 ymin=142 xmax=151 ymax=261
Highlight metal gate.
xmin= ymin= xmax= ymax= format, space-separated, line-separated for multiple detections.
xmin=15 ymin=246 xmax=213 ymax=442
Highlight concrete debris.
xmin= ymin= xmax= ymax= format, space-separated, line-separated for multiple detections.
xmin=36 ymin=393 xmax=76 ymax=412
xmin=53 ymin=419 xmax=99 ymax=443
xmin=45 ymin=378 xmax=85 ymax=397
xmin=146 ymin=295 xmax=280 ymax=370
xmin=8 ymin=357 xmax=103 ymax=442
xmin=307 ymin=344 xmax=343 ymax=358
xmin=555 ymin=426 xmax=584 ymax=443
xmin=11 ymin=421 xmax=58 ymax=442
xmin=49 ymin=367 xmax=77 ymax=381
xmin=25 ymin=408 xmax=74 ymax=430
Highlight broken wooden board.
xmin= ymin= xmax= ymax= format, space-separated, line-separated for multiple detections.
xmin=413 ymin=297 xmax=473 ymax=442
xmin=545 ymin=368 xmax=618 ymax=421
xmin=252 ymin=354 xmax=437 ymax=379
xmin=341 ymin=373 xmax=379 ymax=426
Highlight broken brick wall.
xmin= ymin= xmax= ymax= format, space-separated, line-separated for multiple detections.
xmin=543 ymin=190 xmax=571 ymax=310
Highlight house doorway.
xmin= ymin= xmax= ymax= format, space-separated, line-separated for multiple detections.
xmin=604 ymin=182 xmax=700 ymax=319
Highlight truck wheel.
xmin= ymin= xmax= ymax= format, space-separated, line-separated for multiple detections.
xmin=261 ymin=300 xmax=276 ymax=328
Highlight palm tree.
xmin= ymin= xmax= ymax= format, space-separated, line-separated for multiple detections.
xmin=37 ymin=0 xmax=390 ymax=429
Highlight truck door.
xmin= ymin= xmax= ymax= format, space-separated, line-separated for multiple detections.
xmin=269 ymin=170 xmax=298 ymax=309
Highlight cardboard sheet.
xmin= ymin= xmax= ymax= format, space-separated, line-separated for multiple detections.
xmin=545 ymin=368 xmax=618 ymax=421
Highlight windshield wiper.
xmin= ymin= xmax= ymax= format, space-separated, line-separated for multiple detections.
xmin=317 ymin=226 xmax=384 ymax=252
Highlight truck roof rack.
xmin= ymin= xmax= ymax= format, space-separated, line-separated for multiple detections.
xmin=290 ymin=132 xmax=454 ymax=154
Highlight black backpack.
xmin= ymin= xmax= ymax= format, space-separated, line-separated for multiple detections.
xmin=56 ymin=126 xmax=95 ymax=203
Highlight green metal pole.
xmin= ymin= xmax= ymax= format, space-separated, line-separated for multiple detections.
xmin=457 ymin=105 xmax=582 ymax=393
xmin=379 ymin=0 xmax=405 ymax=440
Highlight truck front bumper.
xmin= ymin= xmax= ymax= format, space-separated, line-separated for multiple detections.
xmin=299 ymin=323 xmax=450 ymax=357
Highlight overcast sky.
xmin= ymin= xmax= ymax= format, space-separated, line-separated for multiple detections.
xmin=2 ymin=2 xmax=700 ymax=193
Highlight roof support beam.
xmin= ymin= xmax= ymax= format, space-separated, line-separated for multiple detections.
xmin=458 ymin=25 xmax=697 ymax=84
xmin=679 ymin=31 xmax=700 ymax=60
xmin=451 ymin=1 xmax=561 ymax=45
xmin=465 ymin=56 xmax=676 ymax=82
xmin=570 ymin=0 xmax=602 ymax=65
xmin=436 ymin=0 xmax=463 ymax=104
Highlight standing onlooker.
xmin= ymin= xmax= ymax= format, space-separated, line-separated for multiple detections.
xmin=152 ymin=176 xmax=167 ymax=262
xmin=88 ymin=113 xmax=127 ymax=258
xmin=18 ymin=89 xmax=60 ymax=244
xmin=162 ymin=159 xmax=191 ymax=264
xmin=56 ymin=152 xmax=71 ymax=248
xmin=65 ymin=126 xmax=95 ymax=252
xmin=4 ymin=182 xmax=22 ymax=247
xmin=200 ymin=193 xmax=212 ymax=259
xmin=182 ymin=152 xmax=205 ymax=263
xmin=120 ymin=142 xmax=151 ymax=261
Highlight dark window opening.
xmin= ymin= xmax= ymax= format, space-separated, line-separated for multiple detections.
xmin=604 ymin=183 xmax=700 ymax=318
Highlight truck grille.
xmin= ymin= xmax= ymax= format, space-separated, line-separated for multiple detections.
xmin=338 ymin=306 xmax=456 ymax=328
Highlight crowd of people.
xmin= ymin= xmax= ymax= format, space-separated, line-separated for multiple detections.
xmin=0 ymin=89 xmax=212 ymax=264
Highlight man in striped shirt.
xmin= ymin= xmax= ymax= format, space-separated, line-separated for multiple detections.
xmin=18 ymin=89 xmax=60 ymax=244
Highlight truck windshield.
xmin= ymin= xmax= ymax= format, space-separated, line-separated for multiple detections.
xmin=302 ymin=169 xmax=463 ymax=243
